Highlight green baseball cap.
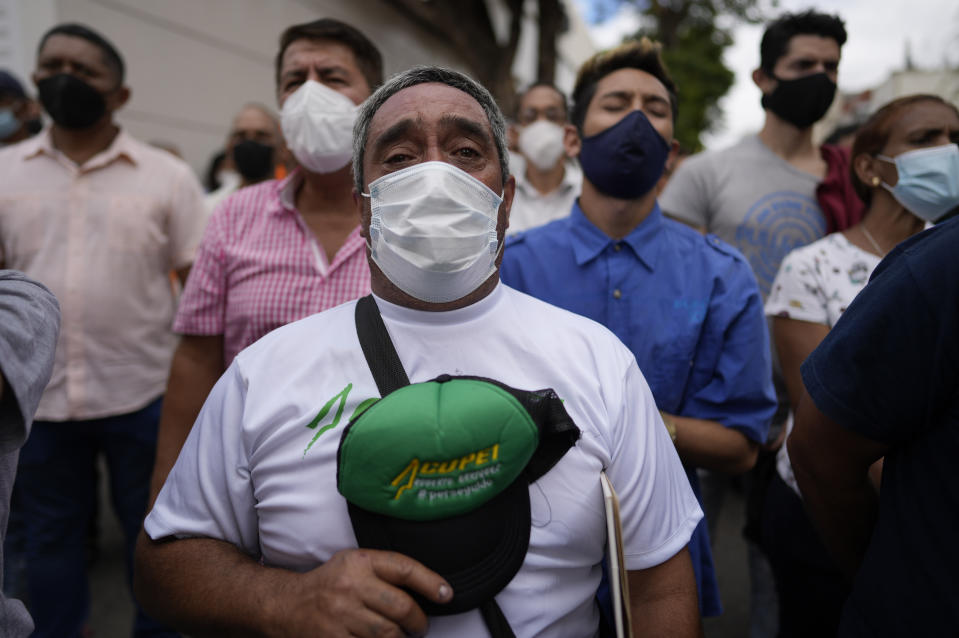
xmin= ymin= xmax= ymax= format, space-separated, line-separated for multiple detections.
xmin=336 ymin=374 xmax=579 ymax=616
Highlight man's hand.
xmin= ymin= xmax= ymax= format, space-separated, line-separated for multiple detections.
xmin=273 ymin=549 xmax=453 ymax=638
xmin=134 ymin=533 xmax=452 ymax=638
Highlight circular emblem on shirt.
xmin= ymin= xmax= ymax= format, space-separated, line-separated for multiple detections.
xmin=735 ymin=191 xmax=826 ymax=297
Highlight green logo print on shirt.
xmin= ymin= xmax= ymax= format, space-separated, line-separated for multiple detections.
xmin=303 ymin=383 xmax=376 ymax=456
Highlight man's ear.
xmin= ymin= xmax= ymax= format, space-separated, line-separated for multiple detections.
xmin=665 ymin=139 xmax=680 ymax=173
xmin=108 ymin=85 xmax=131 ymax=112
xmin=507 ymin=123 xmax=520 ymax=152
xmin=563 ymin=123 xmax=581 ymax=159
xmin=752 ymin=67 xmax=774 ymax=94
xmin=353 ymin=188 xmax=371 ymax=239
xmin=500 ymin=173 xmax=516 ymax=231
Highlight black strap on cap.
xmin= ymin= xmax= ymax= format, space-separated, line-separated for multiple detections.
xmin=353 ymin=295 xmax=515 ymax=638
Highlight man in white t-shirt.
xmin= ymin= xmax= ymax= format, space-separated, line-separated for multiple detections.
xmin=135 ymin=66 xmax=704 ymax=638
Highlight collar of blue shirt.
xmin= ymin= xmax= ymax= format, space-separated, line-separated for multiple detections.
xmin=568 ymin=200 xmax=664 ymax=272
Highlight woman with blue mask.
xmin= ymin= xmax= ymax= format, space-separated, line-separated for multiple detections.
xmin=762 ymin=93 xmax=959 ymax=638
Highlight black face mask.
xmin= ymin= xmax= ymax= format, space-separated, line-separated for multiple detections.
xmin=232 ymin=139 xmax=275 ymax=182
xmin=761 ymin=72 xmax=837 ymax=129
xmin=37 ymin=73 xmax=108 ymax=130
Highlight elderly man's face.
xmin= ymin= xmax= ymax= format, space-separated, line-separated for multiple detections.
xmin=360 ymin=82 xmax=513 ymax=234
xmin=227 ymin=106 xmax=280 ymax=153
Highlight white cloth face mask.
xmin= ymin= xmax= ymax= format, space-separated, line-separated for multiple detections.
xmin=280 ymin=80 xmax=358 ymax=174
xmin=363 ymin=161 xmax=504 ymax=303
xmin=517 ymin=120 xmax=566 ymax=172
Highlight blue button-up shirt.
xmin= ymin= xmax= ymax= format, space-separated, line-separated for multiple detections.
xmin=501 ymin=201 xmax=777 ymax=616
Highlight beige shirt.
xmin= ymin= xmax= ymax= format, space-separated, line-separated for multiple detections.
xmin=0 ymin=129 xmax=206 ymax=420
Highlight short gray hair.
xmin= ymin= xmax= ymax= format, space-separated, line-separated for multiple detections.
xmin=352 ymin=66 xmax=510 ymax=192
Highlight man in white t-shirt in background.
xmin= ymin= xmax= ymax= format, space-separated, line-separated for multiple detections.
xmin=508 ymin=83 xmax=582 ymax=235
xmin=135 ymin=65 xmax=705 ymax=638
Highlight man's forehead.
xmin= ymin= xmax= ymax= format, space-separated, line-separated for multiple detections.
xmin=280 ymin=38 xmax=359 ymax=76
xmin=783 ymin=34 xmax=841 ymax=60
xmin=39 ymin=34 xmax=107 ymax=66
xmin=233 ymin=107 xmax=274 ymax=130
xmin=596 ymin=67 xmax=669 ymax=100
xmin=369 ymin=82 xmax=491 ymax=138
xmin=521 ymin=86 xmax=564 ymax=109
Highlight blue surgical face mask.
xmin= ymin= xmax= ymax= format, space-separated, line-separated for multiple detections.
xmin=578 ymin=109 xmax=670 ymax=200
xmin=878 ymin=143 xmax=959 ymax=223
xmin=0 ymin=108 xmax=19 ymax=141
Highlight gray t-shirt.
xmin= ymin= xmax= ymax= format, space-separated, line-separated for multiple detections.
xmin=660 ymin=135 xmax=827 ymax=298
xmin=0 ymin=270 xmax=59 ymax=637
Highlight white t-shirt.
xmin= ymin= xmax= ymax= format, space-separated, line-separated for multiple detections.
xmin=765 ymin=232 xmax=880 ymax=492
xmin=146 ymin=284 xmax=702 ymax=637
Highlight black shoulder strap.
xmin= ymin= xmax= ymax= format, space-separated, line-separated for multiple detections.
xmin=480 ymin=599 xmax=517 ymax=638
xmin=353 ymin=294 xmax=517 ymax=638
xmin=355 ymin=295 xmax=410 ymax=396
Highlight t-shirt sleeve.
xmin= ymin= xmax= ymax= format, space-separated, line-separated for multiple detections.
xmin=610 ymin=360 xmax=703 ymax=570
xmin=172 ymin=200 xmax=229 ymax=336
xmin=659 ymin=154 xmax=711 ymax=228
xmin=0 ymin=271 xmax=60 ymax=452
xmin=764 ymin=247 xmax=829 ymax=325
xmin=166 ymin=162 xmax=208 ymax=270
xmin=683 ymin=255 xmax=777 ymax=443
xmin=144 ymin=361 xmax=259 ymax=554
xmin=801 ymin=234 xmax=959 ymax=444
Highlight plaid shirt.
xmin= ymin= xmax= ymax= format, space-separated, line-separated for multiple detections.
xmin=174 ymin=171 xmax=370 ymax=366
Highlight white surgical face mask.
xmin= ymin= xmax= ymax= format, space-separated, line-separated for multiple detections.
xmin=215 ymin=169 xmax=241 ymax=192
xmin=280 ymin=80 xmax=357 ymax=174
xmin=878 ymin=143 xmax=959 ymax=223
xmin=517 ymin=120 xmax=566 ymax=172
xmin=363 ymin=161 xmax=504 ymax=303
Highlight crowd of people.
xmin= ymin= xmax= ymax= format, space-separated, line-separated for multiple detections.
xmin=0 ymin=7 xmax=956 ymax=638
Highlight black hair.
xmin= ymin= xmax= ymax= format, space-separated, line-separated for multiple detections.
xmin=515 ymin=82 xmax=569 ymax=120
xmin=571 ymin=38 xmax=677 ymax=132
xmin=38 ymin=23 xmax=125 ymax=85
xmin=275 ymin=18 xmax=383 ymax=91
xmin=204 ymin=150 xmax=227 ymax=193
xmin=760 ymin=10 xmax=847 ymax=74
xmin=823 ymin=122 xmax=860 ymax=147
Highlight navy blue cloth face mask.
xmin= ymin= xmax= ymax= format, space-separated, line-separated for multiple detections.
xmin=579 ymin=109 xmax=671 ymax=200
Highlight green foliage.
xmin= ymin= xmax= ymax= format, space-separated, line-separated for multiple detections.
xmin=655 ymin=22 xmax=735 ymax=152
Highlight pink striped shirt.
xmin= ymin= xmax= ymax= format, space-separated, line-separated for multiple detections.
xmin=174 ymin=171 xmax=371 ymax=365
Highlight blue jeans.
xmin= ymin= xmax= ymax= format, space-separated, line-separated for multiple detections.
xmin=14 ymin=397 xmax=178 ymax=638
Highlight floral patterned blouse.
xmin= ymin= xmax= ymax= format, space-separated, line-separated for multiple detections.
xmin=765 ymin=231 xmax=881 ymax=329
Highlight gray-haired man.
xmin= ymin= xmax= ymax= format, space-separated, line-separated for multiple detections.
xmin=135 ymin=66 xmax=704 ymax=638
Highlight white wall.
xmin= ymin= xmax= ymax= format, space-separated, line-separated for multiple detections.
xmin=7 ymin=0 xmax=470 ymax=176
xmin=4 ymin=0 xmax=595 ymax=177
